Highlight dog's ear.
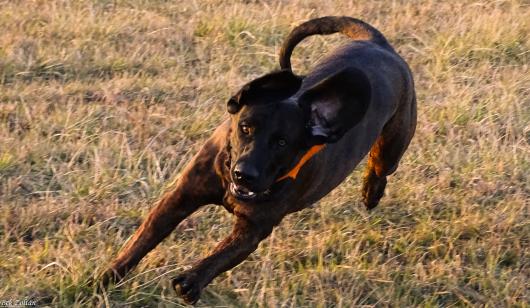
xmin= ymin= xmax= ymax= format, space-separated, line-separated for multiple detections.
xmin=298 ymin=68 xmax=371 ymax=144
xmin=227 ymin=70 xmax=302 ymax=114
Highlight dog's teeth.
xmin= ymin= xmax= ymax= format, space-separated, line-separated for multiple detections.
xmin=230 ymin=183 xmax=256 ymax=197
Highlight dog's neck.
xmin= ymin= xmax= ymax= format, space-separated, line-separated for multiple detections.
xmin=276 ymin=144 xmax=325 ymax=182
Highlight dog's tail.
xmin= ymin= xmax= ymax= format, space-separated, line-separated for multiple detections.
xmin=279 ymin=16 xmax=391 ymax=71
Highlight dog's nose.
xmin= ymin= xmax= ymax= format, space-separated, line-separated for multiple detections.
xmin=233 ymin=163 xmax=259 ymax=184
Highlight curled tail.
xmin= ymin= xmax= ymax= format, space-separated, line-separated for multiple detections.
xmin=279 ymin=16 xmax=391 ymax=71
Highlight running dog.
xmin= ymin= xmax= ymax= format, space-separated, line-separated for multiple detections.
xmin=101 ymin=16 xmax=417 ymax=304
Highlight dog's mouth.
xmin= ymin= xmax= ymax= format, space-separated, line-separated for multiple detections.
xmin=229 ymin=183 xmax=272 ymax=201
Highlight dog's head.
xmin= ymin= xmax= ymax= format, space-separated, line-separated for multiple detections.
xmin=226 ymin=68 xmax=370 ymax=201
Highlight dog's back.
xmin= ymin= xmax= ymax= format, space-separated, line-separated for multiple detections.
xmin=278 ymin=17 xmax=417 ymax=208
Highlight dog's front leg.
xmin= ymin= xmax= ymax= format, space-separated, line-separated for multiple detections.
xmin=100 ymin=140 xmax=224 ymax=286
xmin=172 ymin=216 xmax=274 ymax=304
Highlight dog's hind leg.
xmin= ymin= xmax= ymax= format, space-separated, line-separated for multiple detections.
xmin=100 ymin=139 xmax=225 ymax=286
xmin=362 ymin=96 xmax=417 ymax=209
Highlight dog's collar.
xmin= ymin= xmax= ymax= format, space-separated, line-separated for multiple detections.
xmin=276 ymin=144 xmax=325 ymax=182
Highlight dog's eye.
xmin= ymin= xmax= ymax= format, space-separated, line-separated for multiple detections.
xmin=240 ymin=125 xmax=251 ymax=135
xmin=278 ymin=138 xmax=287 ymax=147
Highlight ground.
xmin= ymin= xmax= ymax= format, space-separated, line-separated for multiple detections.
xmin=0 ymin=0 xmax=528 ymax=306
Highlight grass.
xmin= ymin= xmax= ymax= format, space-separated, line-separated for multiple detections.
xmin=0 ymin=0 xmax=528 ymax=306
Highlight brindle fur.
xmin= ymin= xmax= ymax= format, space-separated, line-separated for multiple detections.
xmin=101 ymin=16 xmax=417 ymax=304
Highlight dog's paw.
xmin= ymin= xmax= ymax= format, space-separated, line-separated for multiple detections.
xmin=96 ymin=266 xmax=126 ymax=291
xmin=99 ymin=270 xmax=113 ymax=287
xmin=362 ymin=174 xmax=387 ymax=210
xmin=362 ymin=189 xmax=384 ymax=210
xmin=363 ymin=198 xmax=380 ymax=210
xmin=172 ymin=271 xmax=203 ymax=305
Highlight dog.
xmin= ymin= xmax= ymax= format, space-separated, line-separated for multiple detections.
xmin=100 ymin=16 xmax=417 ymax=304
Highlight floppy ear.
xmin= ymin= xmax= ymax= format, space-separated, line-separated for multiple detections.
xmin=227 ymin=69 xmax=303 ymax=114
xmin=298 ymin=67 xmax=371 ymax=143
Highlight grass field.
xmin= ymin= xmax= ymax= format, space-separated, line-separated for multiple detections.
xmin=1 ymin=0 xmax=528 ymax=306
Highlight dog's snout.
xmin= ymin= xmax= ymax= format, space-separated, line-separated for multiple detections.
xmin=233 ymin=162 xmax=259 ymax=184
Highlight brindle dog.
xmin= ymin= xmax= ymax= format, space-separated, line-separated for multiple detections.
xmin=101 ymin=16 xmax=417 ymax=304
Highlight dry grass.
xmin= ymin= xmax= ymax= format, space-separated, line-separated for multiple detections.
xmin=0 ymin=0 xmax=528 ymax=306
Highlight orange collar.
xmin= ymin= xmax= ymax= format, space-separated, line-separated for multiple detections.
xmin=276 ymin=144 xmax=325 ymax=182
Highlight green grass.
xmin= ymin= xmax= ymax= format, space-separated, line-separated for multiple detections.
xmin=1 ymin=0 xmax=528 ymax=306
